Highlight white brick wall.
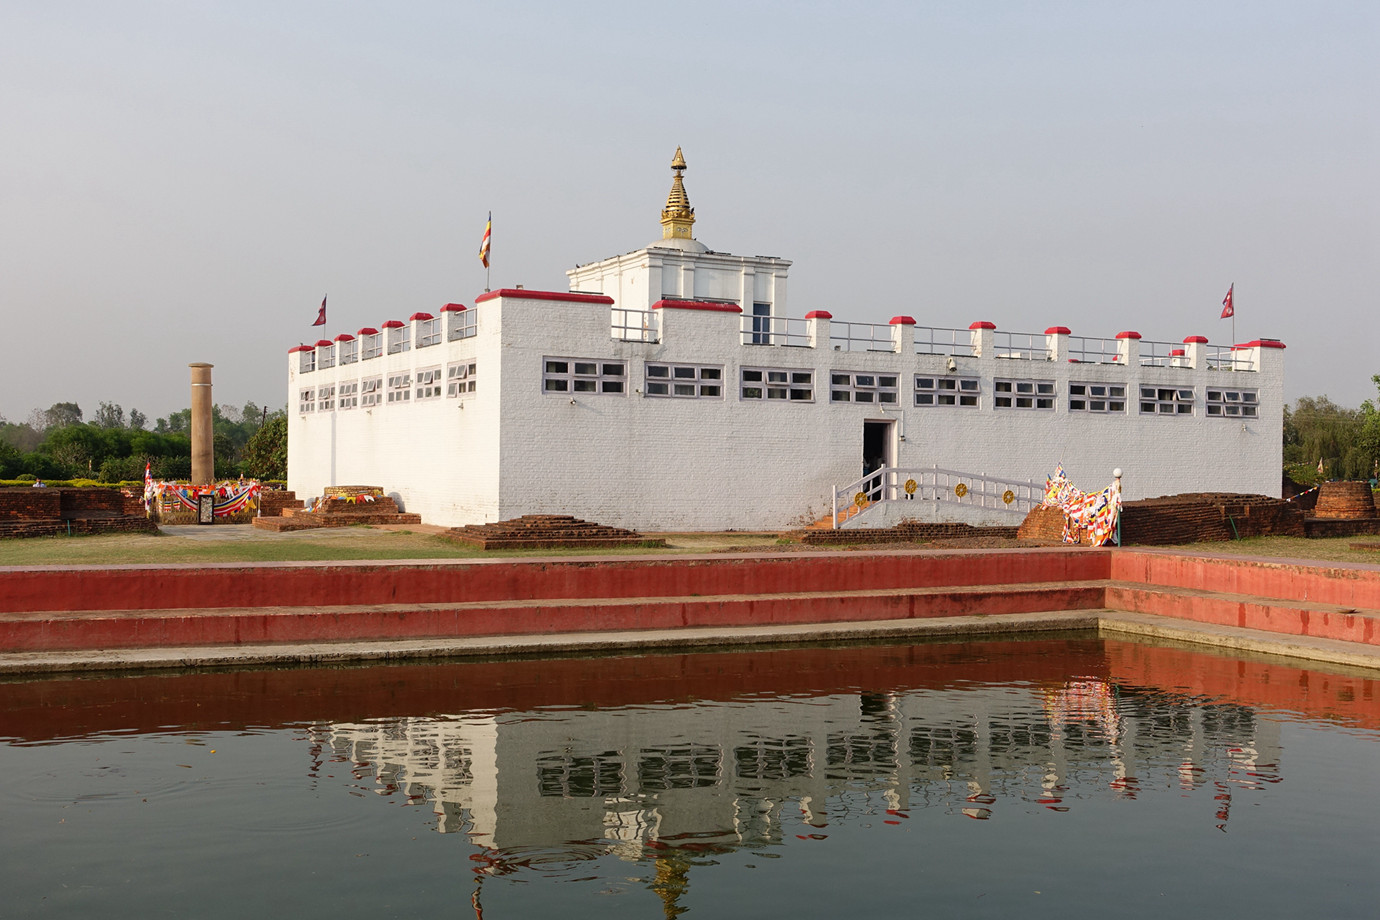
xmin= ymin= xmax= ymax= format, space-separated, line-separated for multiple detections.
xmin=289 ymin=272 xmax=1284 ymax=532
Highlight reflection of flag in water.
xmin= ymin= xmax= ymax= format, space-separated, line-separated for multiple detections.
xmin=1220 ymin=284 xmax=1234 ymax=319
xmin=478 ymin=212 xmax=492 ymax=268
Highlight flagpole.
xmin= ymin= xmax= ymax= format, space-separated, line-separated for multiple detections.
xmin=1231 ymin=283 xmax=1236 ymax=348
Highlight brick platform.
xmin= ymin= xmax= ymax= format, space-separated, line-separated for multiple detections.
xmin=1312 ymin=481 xmax=1378 ymax=520
xmin=0 ymin=487 xmax=157 ymax=540
xmin=258 ymin=490 xmax=305 ymax=518
xmin=797 ymin=521 xmax=1020 ymax=545
xmin=1020 ymin=493 xmax=1305 ymax=546
xmin=250 ymin=492 xmax=421 ymax=531
xmin=443 ymin=515 xmax=664 ymax=550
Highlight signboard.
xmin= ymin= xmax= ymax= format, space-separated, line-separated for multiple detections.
xmin=197 ymin=493 xmax=215 ymax=525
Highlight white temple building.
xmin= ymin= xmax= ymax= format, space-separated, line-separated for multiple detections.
xmin=287 ymin=149 xmax=1285 ymax=531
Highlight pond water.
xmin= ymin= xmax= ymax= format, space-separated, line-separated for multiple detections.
xmin=2 ymin=636 xmax=1378 ymax=919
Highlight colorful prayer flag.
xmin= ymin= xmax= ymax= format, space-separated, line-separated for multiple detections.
xmin=313 ymin=295 xmax=327 ymax=326
xmin=479 ymin=213 xmax=492 ymax=268
xmin=1220 ymin=284 xmax=1234 ymax=319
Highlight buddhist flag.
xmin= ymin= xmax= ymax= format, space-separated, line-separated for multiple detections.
xmin=479 ymin=212 xmax=492 ymax=268
xmin=1220 ymin=284 xmax=1234 ymax=319
xmin=312 ymin=295 xmax=327 ymax=326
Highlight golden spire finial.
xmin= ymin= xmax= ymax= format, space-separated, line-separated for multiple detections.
xmin=660 ymin=147 xmax=695 ymax=241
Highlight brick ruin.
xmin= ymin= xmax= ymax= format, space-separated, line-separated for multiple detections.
xmin=444 ymin=515 xmax=664 ymax=550
xmin=1018 ymin=485 xmax=1380 ymax=546
xmin=251 ymin=485 xmax=421 ymax=532
xmin=0 ymin=488 xmax=158 ymax=539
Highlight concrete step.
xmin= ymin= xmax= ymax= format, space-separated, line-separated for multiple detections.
xmin=0 ymin=581 xmax=1109 ymax=653
xmin=0 ymin=549 xmax=1112 ymax=615
xmin=1105 ymin=582 xmax=1380 ymax=646
xmin=1111 ymin=550 xmax=1380 ymax=609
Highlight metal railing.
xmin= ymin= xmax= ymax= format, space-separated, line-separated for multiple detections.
xmin=830 ymin=321 xmax=896 ymax=353
xmin=833 ymin=466 xmax=1045 ymax=527
xmin=1066 ymin=336 xmax=1125 ymax=364
xmin=913 ymin=326 xmax=973 ymax=357
xmin=1205 ymin=345 xmax=1255 ymax=372
xmin=740 ymin=315 xmax=812 ymax=347
xmin=612 ymin=308 xmax=659 ymax=343
xmin=992 ymin=331 xmax=1051 ymax=361
xmin=1138 ymin=340 xmax=1187 ymax=367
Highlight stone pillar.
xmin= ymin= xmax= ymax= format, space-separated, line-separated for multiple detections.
xmin=189 ymin=362 xmax=214 ymax=485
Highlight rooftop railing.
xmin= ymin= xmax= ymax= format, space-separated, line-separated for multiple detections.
xmin=741 ymin=314 xmax=812 ymax=347
xmin=1138 ymin=340 xmax=1187 ymax=367
xmin=1066 ymin=335 xmax=1125 ymax=364
xmin=1206 ymin=345 xmax=1255 ymax=372
xmin=830 ymin=321 xmax=895 ymax=353
xmin=992 ymin=330 xmax=1051 ymax=361
xmin=913 ymin=326 xmax=972 ymax=357
xmin=612 ymin=308 xmax=659 ymax=343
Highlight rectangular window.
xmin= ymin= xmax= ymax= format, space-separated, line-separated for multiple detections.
xmin=740 ymin=367 xmax=814 ymax=402
xmin=298 ymin=387 xmax=314 ymax=414
xmin=916 ymin=376 xmax=980 ymax=408
xmin=387 ymin=372 xmax=411 ymax=403
xmin=1140 ymin=386 xmax=1195 ymax=415
xmin=386 ymin=326 xmax=410 ymax=355
xmin=447 ymin=361 xmax=477 ymax=397
xmin=447 ymin=309 xmax=477 ymax=341
xmin=415 ymin=318 xmax=441 ymax=349
xmin=316 ymin=383 xmax=335 ymax=411
xmin=299 ymin=351 xmax=316 ymax=374
xmin=318 ymin=346 xmax=335 ymax=370
xmin=360 ymin=376 xmax=383 ymax=408
xmin=645 ymin=363 xmax=723 ymax=398
xmin=1206 ymin=388 xmax=1258 ymax=418
xmin=543 ymin=358 xmax=626 ymax=395
xmin=339 ymin=339 xmax=359 ymax=365
xmin=994 ymin=379 xmax=1055 ymax=410
xmin=751 ymin=302 xmax=771 ymax=345
xmin=415 ymin=366 xmax=443 ymax=400
xmin=1069 ymin=382 xmax=1127 ymax=413
xmin=830 ymin=371 xmax=899 ymax=404
xmin=338 ymin=380 xmax=359 ymax=410
xmin=361 ymin=333 xmax=383 ymax=361
xmin=914 ymin=375 xmax=980 ymax=407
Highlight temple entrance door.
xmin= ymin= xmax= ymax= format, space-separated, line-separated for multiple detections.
xmin=862 ymin=420 xmax=895 ymax=501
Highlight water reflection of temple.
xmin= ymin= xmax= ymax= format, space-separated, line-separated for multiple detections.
xmin=312 ymin=677 xmax=1283 ymax=859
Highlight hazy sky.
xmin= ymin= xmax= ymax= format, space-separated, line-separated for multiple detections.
xmin=1 ymin=1 xmax=1375 ymax=425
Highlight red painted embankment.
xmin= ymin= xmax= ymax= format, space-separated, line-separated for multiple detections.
xmin=0 ymin=549 xmax=1109 ymax=614
xmin=1 ymin=548 xmax=1378 ymax=655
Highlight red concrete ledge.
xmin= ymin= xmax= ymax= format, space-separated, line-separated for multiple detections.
xmin=0 ymin=549 xmax=1112 ymax=615
xmin=0 ymin=583 xmax=1108 ymax=653
xmin=1111 ymin=550 xmax=1380 ymax=609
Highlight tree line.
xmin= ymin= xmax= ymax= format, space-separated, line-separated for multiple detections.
xmin=1283 ymin=375 xmax=1380 ymax=484
xmin=0 ymin=400 xmax=287 ymax=482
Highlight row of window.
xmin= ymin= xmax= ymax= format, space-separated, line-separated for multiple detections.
xmin=301 ymin=357 xmax=1259 ymax=419
xmin=539 ymin=359 xmax=1258 ymax=417
xmin=298 ymin=361 xmax=478 ymax=413
xmin=298 ymin=315 xmax=478 ymax=373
